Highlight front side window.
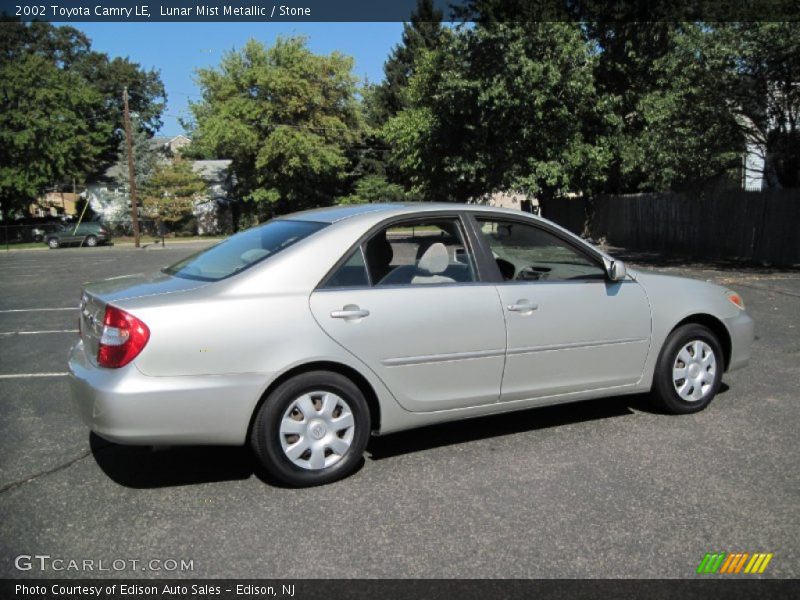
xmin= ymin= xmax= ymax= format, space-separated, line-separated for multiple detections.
xmin=477 ymin=219 xmax=605 ymax=282
xmin=165 ymin=219 xmax=327 ymax=281
xmin=324 ymin=217 xmax=476 ymax=288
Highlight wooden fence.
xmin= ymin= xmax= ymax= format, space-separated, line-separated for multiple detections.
xmin=544 ymin=189 xmax=800 ymax=267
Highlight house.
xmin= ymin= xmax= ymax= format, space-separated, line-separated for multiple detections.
xmin=484 ymin=191 xmax=540 ymax=214
xmin=29 ymin=190 xmax=79 ymax=217
xmin=152 ymin=134 xmax=192 ymax=157
xmin=77 ymin=131 xmax=236 ymax=234
xmin=191 ymin=160 xmax=235 ymax=235
xmin=739 ymin=81 xmax=799 ymax=191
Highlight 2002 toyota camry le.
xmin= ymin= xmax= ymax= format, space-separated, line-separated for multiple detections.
xmin=69 ymin=203 xmax=754 ymax=486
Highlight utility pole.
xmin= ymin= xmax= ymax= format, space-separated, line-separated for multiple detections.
xmin=122 ymin=86 xmax=141 ymax=248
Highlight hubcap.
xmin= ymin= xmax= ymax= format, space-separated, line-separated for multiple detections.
xmin=672 ymin=340 xmax=717 ymax=402
xmin=279 ymin=391 xmax=355 ymax=470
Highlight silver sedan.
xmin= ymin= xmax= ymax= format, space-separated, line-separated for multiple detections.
xmin=69 ymin=203 xmax=754 ymax=486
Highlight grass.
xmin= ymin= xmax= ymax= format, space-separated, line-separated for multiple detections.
xmin=1 ymin=242 xmax=46 ymax=250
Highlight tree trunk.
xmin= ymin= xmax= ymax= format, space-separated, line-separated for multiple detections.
xmin=582 ymin=195 xmax=596 ymax=239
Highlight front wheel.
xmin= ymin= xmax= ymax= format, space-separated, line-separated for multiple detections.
xmin=651 ymin=324 xmax=723 ymax=414
xmin=250 ymin=371 xmax=370 ymax=487
xmin=47 ymin=237 xmax=60 ymax=249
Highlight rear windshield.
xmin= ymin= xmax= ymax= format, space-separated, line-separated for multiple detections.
xmin=164 ymin=219 xmax=327 ymax=282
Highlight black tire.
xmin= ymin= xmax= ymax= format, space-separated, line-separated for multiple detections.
xmin=650 ymin=324 xmax=723 ymax=414
xmin=47 ymin=237 xmax=60 ymax=249
xmin=84 ymin=235 xmax=98 ymax=247
xmin=250 ymin=371 xmax=370 ymax=487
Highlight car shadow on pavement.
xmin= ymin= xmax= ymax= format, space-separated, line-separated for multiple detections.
xmin=90 ymin=433 xmax=256 ymax=489
xmin=366 ymin=390 xmax=724 ymax=461
xmin=89 ymin=432 xmax=365 ymax=489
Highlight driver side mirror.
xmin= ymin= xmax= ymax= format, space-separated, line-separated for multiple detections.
xmin=605 ymin=259 xmax=627 ymax=282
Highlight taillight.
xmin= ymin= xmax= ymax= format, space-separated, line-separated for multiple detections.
xmin=97 ymin=305 xmax=150 ymax=368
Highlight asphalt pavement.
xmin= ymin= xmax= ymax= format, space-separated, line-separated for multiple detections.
xmin=0 ymin=243 xmax=798 ymax=578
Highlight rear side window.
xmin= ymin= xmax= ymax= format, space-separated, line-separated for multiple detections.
xmin=322 ymin=217 xmax=476 ymax=288
xmin=165 ymin=219 xmax=327 ymax=282
xmin=324 ymin=247 xmax=370 ymax=288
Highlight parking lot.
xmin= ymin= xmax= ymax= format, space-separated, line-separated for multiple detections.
xmin=0 ymin=243 xmax=798 ymax=579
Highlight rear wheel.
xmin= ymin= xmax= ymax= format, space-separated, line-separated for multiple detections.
xmin=47 ymin=237 xmax=60 ymax=249
xmin=84 ymin=235 xmax=98 ymax=247
xmin=250 ymin=371 xmax=370 ymax=487
xmin=651 ymin=324 xmax=723 ymax=414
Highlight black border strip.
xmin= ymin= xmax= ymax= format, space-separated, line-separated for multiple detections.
xmin=3 ymin=579 xmax=799 ymax=600
xmin=2 ymin=0 xmax=799 ymax=23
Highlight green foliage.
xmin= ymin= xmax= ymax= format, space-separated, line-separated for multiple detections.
xmin=381 ymin=12 xmax=798 ymax=198
xmin=114 ymin=116 xmax=160 ymax=191
xmin=0 ymin=53 xmax=112 ymax=217
xmin=337 ymin=175 xmax=411 ymax=204
xmin=592 ymin=23 xmax=742 ymax=192
xmin=366 ymin=0 xmax=446 ymax=126
xmin=384 ymin=22 xmax=613 ymax=206
xmin=0 ymin=19 xmax=166 ymax=216
xmin=141 ymin=159 xmax=207 ymax=223
xmin=717 ymin=22 xmax=800 ymax=188
xmin=188 ymin=37 xmax=360 ymax=215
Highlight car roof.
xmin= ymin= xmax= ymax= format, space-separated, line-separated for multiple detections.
xmin=283 ymin=202 xmax=542 ymax=224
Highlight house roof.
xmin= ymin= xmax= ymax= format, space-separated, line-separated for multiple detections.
xmin=191 ymin=160 xmax=232 ymax=185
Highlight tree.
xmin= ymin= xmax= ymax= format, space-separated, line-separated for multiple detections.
xmin=718 ymin=22 xmax=800 ymax=188
xmin=337 ymin=175 xmax=411 ymax=204
xmin=1 ymin=20 xmax=166 ymax=139
xmin=114 ymin=116 xmax=160 ymax=192
xmin=188 ymin=37 xmax=361 ymax=216
xmin=0 ymin=53 xmax=112 ymax=218
xmin=589 ymin=22 xmax=743 ymax=193
xmin=367 ymin=0 xmax=446 ymax=126
xmin=141 ymin=159 xmax=207 ymax=224
xmin=0 ymin=19 xmax=166 ymax=217
xmin=384 ymin=21 xmax=613 ymax=213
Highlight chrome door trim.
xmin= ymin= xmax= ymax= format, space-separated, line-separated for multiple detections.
xmin=507 ymin=337 xmax=649 ymax=356
xmin=381 ymin=348 xmax=506 ymax=367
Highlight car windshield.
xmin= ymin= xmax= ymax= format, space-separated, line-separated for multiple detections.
xmin=164 ymin=219 xmax=327 ymax=282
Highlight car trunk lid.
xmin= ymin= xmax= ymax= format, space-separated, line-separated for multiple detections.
xmin=79 ymin=271 xmax=208 ymax=364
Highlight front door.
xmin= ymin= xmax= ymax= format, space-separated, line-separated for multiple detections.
xmin=473 ymin=217 xmax=652 ymax=402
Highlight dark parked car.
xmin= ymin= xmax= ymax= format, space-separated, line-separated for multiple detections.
xmin=44 ymin=222 xmax=112 ymax=248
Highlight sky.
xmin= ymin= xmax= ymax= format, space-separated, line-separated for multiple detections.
xmin=74 ymin=22 xmax=405 ymax=137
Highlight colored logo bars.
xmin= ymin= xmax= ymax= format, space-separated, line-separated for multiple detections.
xmin=697 ymin=552 xmax=774 ymax=574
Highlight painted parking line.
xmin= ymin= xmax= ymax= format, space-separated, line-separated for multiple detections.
xmin=0 ymin=330 xmax=78 ymax=336
xmin=0 ymin=372 xmax=69 ymax=379
xmin=0 ymin=308 xmax=75 ymax=313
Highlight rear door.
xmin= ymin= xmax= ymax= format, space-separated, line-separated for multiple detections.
xmin=60 ymin=224 xmax=81 ymax=244
xmin=472 ymin=216 xmax=652 ymax=403
xmin=309 ymin=214 xmax=507 ymax=412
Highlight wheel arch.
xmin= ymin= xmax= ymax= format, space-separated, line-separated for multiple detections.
xmin=670 ymin=313 xmax=732 ymax=371
xmin=247 ymin=360 xmax=382 ymax=442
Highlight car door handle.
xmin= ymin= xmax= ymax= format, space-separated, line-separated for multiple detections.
xmin=330 ymin=305 xmax=370 ymax=320
xmin=507 ymin=300 xmax=538 ymax=313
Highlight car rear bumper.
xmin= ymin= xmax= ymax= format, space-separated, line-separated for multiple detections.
xmin=723 ymin=310 xmax=754 ymax=372
xmin=68 ymin=340 xmax=268 ymax=445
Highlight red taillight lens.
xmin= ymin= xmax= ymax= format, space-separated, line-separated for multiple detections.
xmin=97 ymin=305 xmax=150 ymax=368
